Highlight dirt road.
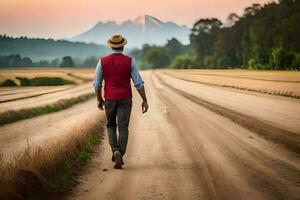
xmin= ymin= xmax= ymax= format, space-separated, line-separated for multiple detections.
xmin=68 ymin=71 xmax=300 ymax=200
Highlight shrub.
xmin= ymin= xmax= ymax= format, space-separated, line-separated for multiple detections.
xmin=0 ymin=79 xmax=17 ymax=86
xmin=16 ymin=76 xmax=74 ymax=86
xmin=171 ymin=55 xmax=195 ymax=69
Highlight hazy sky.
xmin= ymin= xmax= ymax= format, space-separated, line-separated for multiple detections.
xmin=0 ymin=0 xmax=272 ymax=39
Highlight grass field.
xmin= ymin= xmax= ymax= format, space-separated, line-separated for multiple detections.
xmin=1 ymin=68 xmax=299 ymax=199
xmin=164 ymin=69 xmax=300 ymax=98
xmin=0 ymin=68 xmax=95 ymax=86
xmin=0 ymin=68 xmax=105 ymax=199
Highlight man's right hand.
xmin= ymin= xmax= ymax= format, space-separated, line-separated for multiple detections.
xmin=97 ymin=100 xmax=104 ymax=111
xmin=142 ymin=100 xmax=149 ymax=113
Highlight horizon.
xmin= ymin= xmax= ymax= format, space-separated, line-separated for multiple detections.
xmin=0 ymin=0 xmax=273 ymax=39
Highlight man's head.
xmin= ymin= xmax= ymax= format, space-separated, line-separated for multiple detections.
xmin=107 ymin=34 xmax=127 ymax=51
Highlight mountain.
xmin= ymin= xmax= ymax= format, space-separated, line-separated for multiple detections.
xmin=69 ymin=15 xmax=190 ymax=48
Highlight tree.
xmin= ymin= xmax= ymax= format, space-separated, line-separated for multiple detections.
xmin=83 ymin=56 xmax=98 ymax=67
xmin=145 ymin=48 xmax=170 ymax=68
xmin=190 ymin=18 xmax=222 ymax=66
xmin=51 ymin=58 xmax=61 ymax=66
xmin=226 ymin=13 xmax=240 ymax=27
xmin=60 ymin=56 xmax=74 ymax=67
xmin=188 ymin=0 xmax=300 ymax=70
xmin=21 ymin=57 xmax=33 ymax=66
xmin=165 ymin=38 xmax=184 ymax=59
xmin=171 ymin=55 xmax=195 ymax=69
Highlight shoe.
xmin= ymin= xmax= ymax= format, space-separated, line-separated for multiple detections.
xmin=113 ymin=151 xmax=122 ymax=169
xmin=112 ymin=154 xmax=125 ymax=165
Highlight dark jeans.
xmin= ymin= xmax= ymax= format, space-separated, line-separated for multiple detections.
xmin=104 ymin=99 xmax=132 ymax=156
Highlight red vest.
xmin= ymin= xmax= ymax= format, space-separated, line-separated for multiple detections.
xmin=101 ymin=53 xmax=132 ymax=100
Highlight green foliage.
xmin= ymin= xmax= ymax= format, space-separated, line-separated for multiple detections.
xmin=15 ymin=76 xmax=74 ymax=86
xmin=190 ymin=18 xmax=222 ymax=66
xmin=0 ymin=35 xmax=109 ymax=62
xmin=0 ymin=79 xmax=17 ymax=86
xmin=0 ymin=54 xmax=33 ymax=67
xmin=0 ymin=93 xmax=96 ymax=126
xmin=82 ymin=56 xmax=98 ymax=67
xmin=78 ymin=147 xmax=91 ymax=162
xmin=87 ymin=133 xmax=98 ymax=145
xmin=0 ymin=54 xmax=94 ymax=68
xmin=269 ymin=48 xmax=295 ymax=70
xmin=217 ymin=56 xmax=234 ymax=68
xmin=292 ymin=54 xmax=300 ymax=70
xmin=247 ymin=59 xmax=263 ymax=70
xmin=48 ymin=161 xmax=73 ymax=188
xmin=48 ymin=132 xmax=100 ymax=189
xmin=129 ymin=38 xmax=193 ymax=69
xmin=60 ymin=56 xmax=75 ymax=67
xmin=144 ymin=48 xmax=170 ymax=68
xmin=16 ymin=77 xmax=30 ymax=86
xmin=165 ymin=38 xmax=185 ymax=59
xmin=79 ymin=133 xmax=98 ymax=162
xmin=189 ymin=0 xmax=300 ymax=70
xmin=171 ymin=55 xmax=195 ymax=69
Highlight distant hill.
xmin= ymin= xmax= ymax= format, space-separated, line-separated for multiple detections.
xmin=70 ymin=15 xmax=190 ymax=48
xmin=0 ymin=35 xmax=110 ymax=61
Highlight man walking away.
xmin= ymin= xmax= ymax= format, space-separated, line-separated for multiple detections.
xmin=93 ymin=34 xmax=149 ymax=169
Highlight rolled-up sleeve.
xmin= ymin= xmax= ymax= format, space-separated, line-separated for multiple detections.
xmin=131 ymin=58 xmax=144 ymax=89
xmin=93 ymin=60 xmax=103 ymax=90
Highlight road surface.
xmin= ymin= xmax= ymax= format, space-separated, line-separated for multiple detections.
xmin=67 ymin=71 xmax=300 ymax=200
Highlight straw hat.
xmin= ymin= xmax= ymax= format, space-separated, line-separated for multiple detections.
xmin=107 ymin=34 xmax=127 ymax=48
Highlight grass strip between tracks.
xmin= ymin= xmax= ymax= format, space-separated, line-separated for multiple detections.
xmin=0 ymin=86 xmax=76 ymax=103
xmin=155 ymin=72 xmax=300 ymax=155
xmin=0 ymin=93 xmax=96 ymax=126
xmin=0 ymin=113 xmax=105 ymax=200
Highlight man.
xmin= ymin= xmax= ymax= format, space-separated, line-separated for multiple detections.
xmin=93 ymin=34 xmax=149 ymax=169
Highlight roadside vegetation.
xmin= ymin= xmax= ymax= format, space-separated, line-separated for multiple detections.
xmin=0 ymin=115 xmax=105 ymax=200
xmin=0 ymin=76 xmax=75 ymax=87
xmin=0 ymin=93 xmax=95 ymax=126
xmin=130 ymin=0 xmax=300 ymax=70
xmin=0 ymin=1 xmax=299 ymax=71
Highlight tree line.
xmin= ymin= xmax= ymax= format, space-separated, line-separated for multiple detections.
xmin=132 ymin=0 xmax=300 ymax=70
xmin=0 ymin=54 xmax=99 ymax=68
xmin=0 ymin=0 xmax=299 ymax=70
xmin=0 ymin=35 xmax=109 ymax=61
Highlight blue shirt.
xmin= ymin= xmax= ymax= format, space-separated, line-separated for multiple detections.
xmin=93 ymin=50 xmax=144 ymax=90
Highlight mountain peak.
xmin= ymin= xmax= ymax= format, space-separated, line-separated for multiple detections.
xmin=71 ymin=15 xmax=190 ymax=48
xmin=134 ymin=15 xmax=145 ymax=25
xmin=133 ymin=15 xmax=164 ymax=27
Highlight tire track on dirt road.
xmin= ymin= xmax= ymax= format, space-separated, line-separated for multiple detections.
xmin=155 ymin=72 xmax=300 ymax=154
xmin=67 ymin=71 xmax=300 ymax=200
xmin=151 ymin=72 xmax=300 ymax=199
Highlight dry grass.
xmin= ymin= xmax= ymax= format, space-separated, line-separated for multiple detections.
xmin=164 ymin=69 xmax=300 ymax=99
xmin=0 ymin=68 xmax=95 ymax=85
xmin=0 ymin=112 xmax=105 ymax=200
